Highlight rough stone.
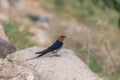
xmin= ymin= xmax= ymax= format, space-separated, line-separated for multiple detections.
xmin=0 ymin=46 xmax=103 ymax=80
xmin=0 ymin=38 xmax=16 ymax=58
xmin=0 ymin=24 xmax=16 ymax=58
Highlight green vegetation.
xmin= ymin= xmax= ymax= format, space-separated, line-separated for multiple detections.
xmin=2 ymin=21 xmax=36 ymax=50
xmin=76 ymin=44 xmax=102 ymax=73
xmin=75 ymin=43 xmax=120 ymax=80
xmin=43 ymin=0 xmax=119 ymax=29
xmin=42 ymin=0 xmax=120 ymax=80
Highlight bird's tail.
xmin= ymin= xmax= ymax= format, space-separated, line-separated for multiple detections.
xmin=35 ymin=48 xmax=51 ymax=57
xmin=35 ymin=51 xmax=42 ymax=54
xmin=36 ymin=52 xmax=48 ymax=58
xmin=35 ymin=52 xmax=49 ymax=58
xmin=35 ymin=51 xmax=46 ymax=58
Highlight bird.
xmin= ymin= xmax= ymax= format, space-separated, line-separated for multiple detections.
xmin=35 ymin=34 xmax=66 ymax=58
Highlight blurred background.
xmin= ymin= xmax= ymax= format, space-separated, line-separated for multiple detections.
xmin=0 ymin=0 xmax=120 ymax=80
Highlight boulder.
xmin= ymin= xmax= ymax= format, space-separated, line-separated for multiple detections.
xmin=0 ymin=38 xmax=16 ymax=58
xmin=0 ymin=24 xmax=16 ymax=58
xmin=0 ymin=46 xmax=103 ymax=80
xmin=27 ymin=14 xmax=48 ymax=22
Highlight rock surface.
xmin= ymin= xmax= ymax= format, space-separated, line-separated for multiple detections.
xmin=0 ymin=24 xmax=16 ymax=58
xmin=0 ymin=46 xmax=103 ymax=80
xmin=0 ymin=38 xmax=16 ymax=58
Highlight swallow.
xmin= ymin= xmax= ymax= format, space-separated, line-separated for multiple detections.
xmin=35 ymin=34 xmax=66 ymax=58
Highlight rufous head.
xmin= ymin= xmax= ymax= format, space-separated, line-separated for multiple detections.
xmin=57 ymin=34 xmax=66 ymax=41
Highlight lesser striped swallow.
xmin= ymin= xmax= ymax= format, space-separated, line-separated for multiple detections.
xmin=35 ymin=34 xmax=66 ymax=57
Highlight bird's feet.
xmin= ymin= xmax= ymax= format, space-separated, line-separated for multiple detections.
xmin=54 ymin=54 xmax=60 ymax=57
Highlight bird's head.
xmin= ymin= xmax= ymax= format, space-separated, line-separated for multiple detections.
xmin=57 ymin=34 xmax=66 ymax=42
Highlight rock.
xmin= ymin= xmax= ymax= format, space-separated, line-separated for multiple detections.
xmin=0 ymin=46 xmax=103 ymax=80
xmin=0 ymin=24 xmax=16 ymax=58
xmin=27 ymin=14 xmax=48 ymax=22
xmin=0 ymin=38 xmax=16 ymax=58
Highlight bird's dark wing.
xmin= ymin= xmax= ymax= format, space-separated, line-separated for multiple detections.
xmin=50 ymin=40 xmax=63 ymax=50
xmin=35 ymin=40 xmax=63 ymax=57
